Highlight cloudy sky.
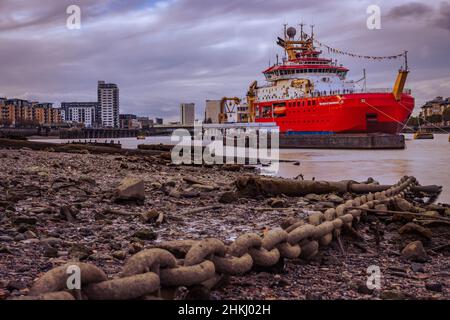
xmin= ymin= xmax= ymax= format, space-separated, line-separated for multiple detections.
xmin=0 ymin=0 xmax=449 ymax=121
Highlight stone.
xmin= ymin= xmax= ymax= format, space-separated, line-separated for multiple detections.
xmin=12 ymin=216 xmax=37 ymax=225
xmin=270 ymin=198 xmax=287 ymax=208
xmin=141 ymin=210 xmax=159 ymax=223
xmin=222 ymin=164 xmax=241 ymax=172
xmin=0 ymin=235 xmax=14 ymax=242
xmin=132 ymin=229 xmax=157 ymax=241
xmin=151 ymin=182 xmax=162 ymax=189
xmin=114 ymin=177 xmax=145 ymax=203
xmin=0 ymin=289 xmax=9 ymax=300
xmin=355 ymin=281 xmax=373 ymax=295
xmin=6 ymin=280 xmax=25 ymax=291
xmin=401 ymin=241 xmax=428 ymax=262
xmin=410 ymin=262 xmax=425 ymax=273
xmin=305 ymin=194 xmax=322 ymax=202
xmin=24 ymin=230 xmax=37 ymax=239
xmin=43 ymin=245 xmax=58 ymax=258
xmin=398 ymin=223 xmax=432 ymax=239
xmin=423 ymin=211 xmax=440 ymax=218
xmin=425 ymin=282 xmax=443 ymax=292
xmin=315 ymin=201 xmax=335 ymax=209
xmin=218 ymin=191 xmax=238 ymax=204
xmin=425 ymin=204 xmax=445 ymax=214
xmin=111 ymin=250 xmax=127 ymax=260
xmin=181 ymin=190 xmax=200 ymax=198
xmin=163 ymin=180 xmax=177 ymax=188
xmin=14 ymin=234 xmax=26 ymax=241
xmin=374 ymin=204 xmax=388 ymax=214
xmin=327 ymin=194 xmax=344 ymax=204
xmin=445 ymin=208 xmax=450 ymax=217
xmin=380 ymin=290 xmax=406 ymax=300
xmin=394 ymin=198 xmax=414 ymax=212
xmin=69 ymin=244 xmax=93 ymax=260
xmin=0 ymin=245 xmax=12 ymax=254
xmin=192 ymin=184 xmax=216 ymax=191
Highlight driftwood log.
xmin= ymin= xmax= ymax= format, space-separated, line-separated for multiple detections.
xmin=0 ymin=138 xmax=164 ymax=157
xmin=236 ymin=176 xmax=442 ymax=197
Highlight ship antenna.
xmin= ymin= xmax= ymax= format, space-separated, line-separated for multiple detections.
xmin=310 ymin=24 xmax=314 ymax=41
xmin=283 ymin=24 xmax=288 ymax=59
xmin=404 ymin=50 xmax=409 ymax=71
xmin=363 ymin=68 xmax=367 ymax=91
xmin=300 ymin=22 xmax=304 ymax=40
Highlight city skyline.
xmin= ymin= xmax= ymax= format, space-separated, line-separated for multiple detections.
xmin=1 ymin=0 xmax=449 ymax=121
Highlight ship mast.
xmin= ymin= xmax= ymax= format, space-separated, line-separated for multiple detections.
xmin=283 ymin=24 xmax=288 ymax=60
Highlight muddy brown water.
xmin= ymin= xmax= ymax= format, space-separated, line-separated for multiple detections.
xmin=32 ymin=133 xmax=450 ymax=203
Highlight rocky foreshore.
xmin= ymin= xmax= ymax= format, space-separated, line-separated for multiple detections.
xmin=0 ymin=146 xmax=449 ymax=300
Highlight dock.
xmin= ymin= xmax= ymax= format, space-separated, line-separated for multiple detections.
xmin=279 ymin=133 xmax=405 ymax=149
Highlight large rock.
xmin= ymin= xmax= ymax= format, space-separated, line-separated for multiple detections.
xmin=115 ymin=177 xmax=145 ymax=203
xmin=401 ymin=241 xmax=428 ymax=262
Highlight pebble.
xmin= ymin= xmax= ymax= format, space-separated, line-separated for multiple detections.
xmin=425 ymin=282 xmax=443 ymax=292
xmin=132 ymin=229 xmax=157 ymax=241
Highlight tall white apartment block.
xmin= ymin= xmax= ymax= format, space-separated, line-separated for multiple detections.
xmin=180 ymin=103 xmax=195 ymax=125
xmin=98 ymin=81 xmax=119 ymax=128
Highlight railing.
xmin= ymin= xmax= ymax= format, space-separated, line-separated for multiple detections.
xmin=254 ymin=86 xmax=412 ymax=95
xmin=351 ymin=88 xmax=412 ymax=94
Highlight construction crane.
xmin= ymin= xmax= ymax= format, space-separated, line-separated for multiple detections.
xmin=219 ymin=97 xmax=241 ymax=124
xmin=246 ymin=81 xmax=257 ymax=123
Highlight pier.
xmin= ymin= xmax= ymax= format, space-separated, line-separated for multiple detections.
xmin=279 ymin=133 xmax=405 ymax=149
xmin=59 ymin=128 xmax=140 ymax=139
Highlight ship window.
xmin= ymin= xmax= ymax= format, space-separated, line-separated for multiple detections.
xmin=308 ymin=100 xmax=311 ymax=106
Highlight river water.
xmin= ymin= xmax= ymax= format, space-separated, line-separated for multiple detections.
xmin=32 ymin=134 xmax=450 ymax=203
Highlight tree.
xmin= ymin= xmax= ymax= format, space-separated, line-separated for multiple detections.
xmin=426 ymin=114 xmax=442 ymax=124
xmin=407 ymin=116 xmax=424 ymax=127
xmin=443 ymin=107 xmax=450 ymax=122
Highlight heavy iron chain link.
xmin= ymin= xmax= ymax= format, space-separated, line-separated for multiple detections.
xmin=22 ymin=176 xmax=418 ymax=300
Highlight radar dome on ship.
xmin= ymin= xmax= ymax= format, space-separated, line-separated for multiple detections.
xmin=286 ymin=27 xmax=296 ymax=38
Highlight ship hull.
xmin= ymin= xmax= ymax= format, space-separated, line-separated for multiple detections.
xmin=255 ymin=93 xmax=414 ymax=134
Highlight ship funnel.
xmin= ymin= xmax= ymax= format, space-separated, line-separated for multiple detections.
xmin=392 ymin=69 xmax=409 ymax=101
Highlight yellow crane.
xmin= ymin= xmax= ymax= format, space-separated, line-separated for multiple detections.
xmin=219 ymin=97 xmax=241 ymax=124
xmin=246 ymin=81 xmax=257 ymax=123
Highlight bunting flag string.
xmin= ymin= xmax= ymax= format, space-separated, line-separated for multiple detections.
xmin=313 ymin=39 xmax=405 ymax=61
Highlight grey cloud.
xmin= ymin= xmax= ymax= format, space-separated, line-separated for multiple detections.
xmin=387 ymin=1 xmax=450 ymax=31
xmin=387 ymin=2 xmax=433 ymax=18
xmin=434 ymin=2 xmax=450 ymax=30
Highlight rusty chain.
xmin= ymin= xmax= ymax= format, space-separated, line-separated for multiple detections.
xmin=20 ymin=176 xmax=418 ymax=300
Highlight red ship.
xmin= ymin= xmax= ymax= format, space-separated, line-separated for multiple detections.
xmin=247 ymin=25 xmax=414 ymax=134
